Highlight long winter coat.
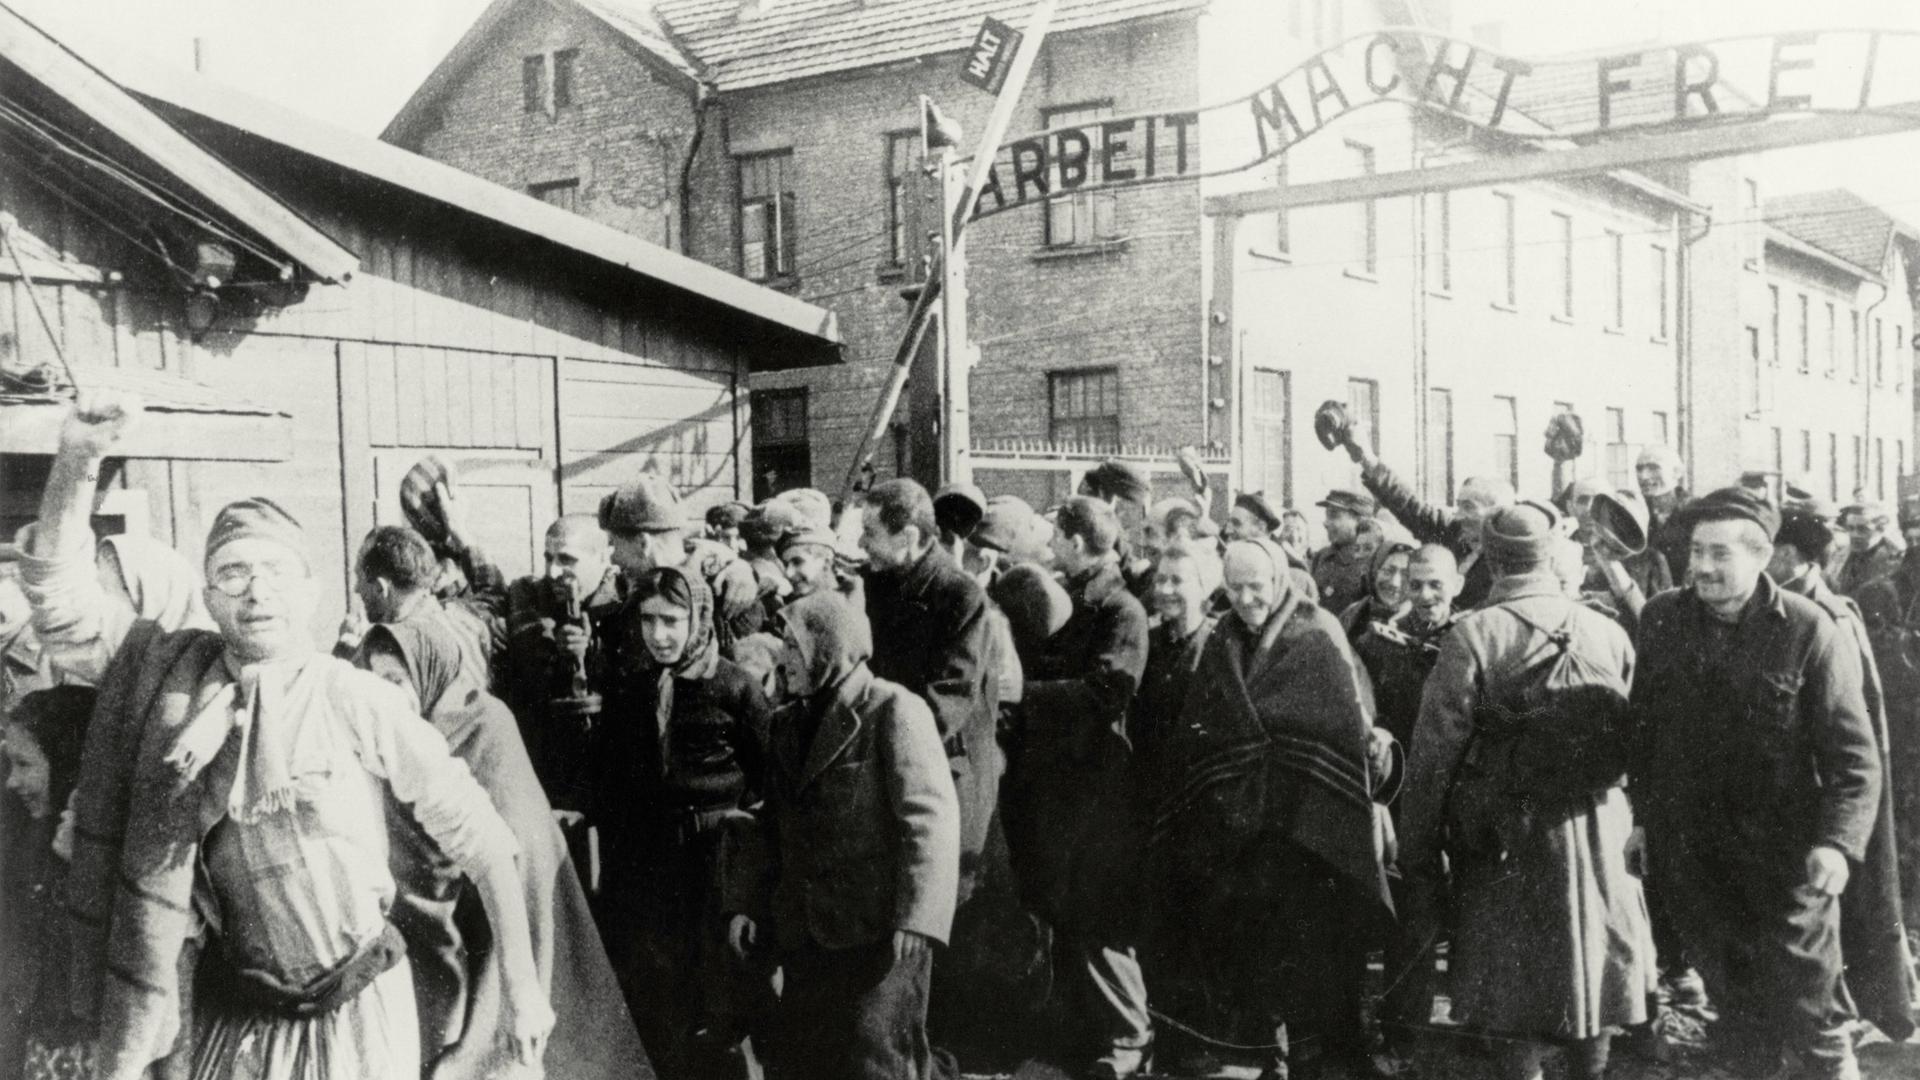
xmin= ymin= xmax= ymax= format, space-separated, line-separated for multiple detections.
xmin=1858 ymin=550 xmax=1920 ymax=925
xmin=1004 ymin=561 xmax=1149 ymax=935
xmin=1399 ymin=572 xmax=1653 ymax=1039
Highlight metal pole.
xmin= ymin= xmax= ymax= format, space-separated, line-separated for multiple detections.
xmin=840 ymin=0 xmax=1061 ymax=497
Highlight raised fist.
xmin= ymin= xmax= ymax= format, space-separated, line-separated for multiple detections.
xmin=59 ymin=390 xmax=141 ymax=459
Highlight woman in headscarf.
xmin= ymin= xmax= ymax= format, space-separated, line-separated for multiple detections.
xmin=358 ymin=621 xmax=649 ymax=1080
xmin=1 ymin=686 xmax=95 ymax=1080
xmin=595 ymin=565 xmax=772 ymax=1079
xmin=1150 ymin=538 xmax=1394 ymax=1079
xmin=1336 ymin=540 xmax=1413 ymax=645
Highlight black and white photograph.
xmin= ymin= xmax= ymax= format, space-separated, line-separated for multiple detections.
xmin=4 ymin=1 xmax=1920 ymax=1078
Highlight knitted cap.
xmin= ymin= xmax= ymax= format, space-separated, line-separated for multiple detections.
xmin=1684 ymin=486 xmax=1781 ymax=542
xmin=1080 ymin=459 xmax=1151 ymax=505
xmin=205 ymin=497 xmax=307 ymax=565
xmin=1776 ymin=506 xmax=1836 ymax=563
xmin=599 ymin=474 xmax=684 ymax=534
xmin=974 ymin=495 xmax=1038 ymax=554
xmin=769 ymin=488 xmax=834 ymax=533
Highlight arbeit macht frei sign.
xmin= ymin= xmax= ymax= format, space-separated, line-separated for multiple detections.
xmin=962 ymin=29 xmax=1920 ymax=220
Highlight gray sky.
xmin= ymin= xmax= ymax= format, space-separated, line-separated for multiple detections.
xmin=15 ymin=0 xmax=1920 ymax=222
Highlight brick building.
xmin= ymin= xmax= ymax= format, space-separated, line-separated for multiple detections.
xmin=387 ymin=0 xmax=1916 ymax=516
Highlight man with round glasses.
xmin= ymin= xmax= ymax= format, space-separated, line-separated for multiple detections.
xmin=17 ymin=393 xmax=553 ymax=1080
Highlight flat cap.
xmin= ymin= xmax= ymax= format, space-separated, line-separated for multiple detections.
xmin=1234 ymin=492 xmax=1282 ymax=532
xmin=1316 ymin=488 xmax=1378 ymax=518
xmin=933 ymin=482 xmax=988 ymax=538
xmin=1079 ymin=459 xmax=1151 ymax=505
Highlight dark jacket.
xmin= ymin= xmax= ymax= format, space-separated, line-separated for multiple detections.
xmin=1780 ymin=569 xmax=1917 ymax=1040
xmin=1352 ymin=608 xmax=1459 ymax=751
xmin=1310 ymin=531 xmax=1383 ymax=617
xmin=1360 ymin=461 xmax=1494 ymax=609
xmin=1003 ymin=562 xmax=1149 ymax=932
xmin=1644 ymin=489 xmax=1691 ymax=586
xmin=1836 ymin=535 xmax=1907 ymax=599
xmin=1632 ymin=575 xmax=1880 ymax=864
xmin=497 ymin=570 xmax=626 ymax=811
xmin=864 ymin=545 xmax=994 ymax=754
xmin=735 ymin=665 xmax=960 ymax=951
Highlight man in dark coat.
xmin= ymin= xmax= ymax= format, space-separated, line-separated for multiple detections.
xmin=1635 ymin=445 xmax=1692 ymax=585
xmin=1003 ymin=496 xmax=1152 ymax=1079
xmin=1352 ymin=543 xmax=1462 ymax=768
xmin=1858 ymin=544 xmax=1920 ymax=928
xmin=1335 ymin=438 xmax=1514 ymax=610
xmin=1836 ymin=502 xmax=1907 ymax=598
xmin=1631 ymin=488 xmax=1882 ymax=1080
xmin=1772 ymin=506 xmax=1919 ymax=1041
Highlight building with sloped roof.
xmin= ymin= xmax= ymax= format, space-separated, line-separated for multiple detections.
xmin=384 ymin=0 xmax=1915 ymax=523
xmin=0 ymin=0 xmax=838 ymax=635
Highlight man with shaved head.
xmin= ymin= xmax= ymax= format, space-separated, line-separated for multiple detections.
xmin=1334 ymin=433 xmax=1513 ymax=609
xmin=1636 ymin=444 xmax=1693 ymax=582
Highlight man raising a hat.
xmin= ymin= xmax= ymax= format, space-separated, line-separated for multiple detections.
xmin=1630 ymin=488 xmax=1883 ymax=1080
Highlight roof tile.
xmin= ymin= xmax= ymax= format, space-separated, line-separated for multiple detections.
xmin=1764 ymin=188 xmax=1913 ymax=274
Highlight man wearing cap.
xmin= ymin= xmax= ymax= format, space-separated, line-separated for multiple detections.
xmin=598 ymin=474 xmax=765 ymax=656
xmin=1835 ymin=502 xmax=1906 ymax=598
xmin=1770 ymin=504 xmax=1919 ymax=1044
xmin=1310 ymin=489 xmax=1384 ymax=615
xmin=1334 ymin=439 xmax=1513 ymax=611
xmin=1401 ymin=502 xmax=1650 ymax=1080
xmin=1007 ymin=495 xmax=1151 ymax=1079
xmin=706 ymin=501 xmax=750 ymax=554
xmin=20 ymin=393 xmax=554 ymax=1080
xmin=1631 ymin=488 xmax=1881 ymax=1080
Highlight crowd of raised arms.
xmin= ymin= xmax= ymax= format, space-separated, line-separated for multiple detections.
xmin=2 ymin=391 xmax=1919 ymax=1080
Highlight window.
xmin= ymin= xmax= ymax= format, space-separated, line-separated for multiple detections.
xmin=1795 ymin=294 xmax=1809 ymax=373
xmin=1768 ymin=286 xmax=1781 ymax=368
xmin=528 ymin=179 xmax=578 ymax=213
xmin=1851 ymin=310 xmax=1863 ymax=381
xmin=1652 ymin=410 xmax=1670 ymax=447
xmin=1247 ymin=369 xmax=1292 ymax=506
xmin=1854 ymin=435 xmax=1865 ymax=492
xmin=1049 ymin=368 xmax=1121 ymax=448
xmin=1605 ymin=407 xmax=1629 ymax=487
xmin=1824 ymin=302 xmax=1837 ymax=376
xmin=1830 ymin=433 xmax=1840 ymax=499
xmin=1347 ymin=377 xmax=1380 ymax=456
xmin=1771 ymin=427 xmax=1783 ymax=475
xmin=737 ymin=151 xmax=796 ymax=282
xmin=1494 ymin=192 xmax=1517 ymax=306
xmin=1288 ymin=0 xmax=1344 ymax=47
xmin=1551 ymin=212 xmax=1574 ymax=318
xmin=751 ymin=389 xmax=811 ymax=500
xmin=1800 ymin=429 xmax=1813 ymax=474
xmin=1605 ymin=230 xmax=1623 ymax=330
xmin=1041 ymin=103 xmax=1119 ymax=247
xmin=1746 ymin=325 xmax=1769 ymax=412
xmin=1650 ymin=244 xmax=1669 ymax=338
xmin=552 ymin=49 xmax=577 ymax=108
xmin=1876 ymin=316 xmax=1887 ymax=384
xmin=1272 ymin=155 xmax=1290 ymax=255
xmin=1743 ymin=178 xmax=1762 ymax=268
xmin=1493 ymin=396 xmax=1519 ymax=490
xmin=1345 ymin=141 xmax=1377 ymax=276
xmin=1426 ymin=388 xmax=1454 ymax=502
xmin=1426 ymin=192 xmax=1451 ymax=292
xmin=884 ymin=131 xmax=924 ymax=274
xmin=1877 ymin=437 xmax=1888 ymax=499
xmin=521 ymin=56 xmax=545 ymax=113
xmin=1899 ymin=325 xmax=1908 ymax=389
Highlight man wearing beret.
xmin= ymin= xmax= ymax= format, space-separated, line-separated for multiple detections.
xmin=1309 ymin=489 xmax=1384 ymax=615
xmin=1630 ymin=488 xmax=1883 ymax=1080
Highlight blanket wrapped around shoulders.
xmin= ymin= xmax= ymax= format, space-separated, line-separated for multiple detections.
xmin=1151 ymin=594 xmax=1393 ymax=927
xmin=66 ymin=621 xmax=236 ymax=1080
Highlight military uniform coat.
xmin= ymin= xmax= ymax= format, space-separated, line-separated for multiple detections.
xmin=1400 ymin=573 xmax=1653 ymax=1039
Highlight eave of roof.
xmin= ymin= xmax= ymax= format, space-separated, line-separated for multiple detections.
xmin=1765 ymin=225 xmax=1883 ymax=283
xmin=103 ymin=55 xmax=841 ymax=349
xmin=0 ymin=0 xmax=360 ymax=284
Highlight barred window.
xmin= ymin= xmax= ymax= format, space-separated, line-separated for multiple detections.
xmin=738 ymin=151 xmax=796 ymax=282
xmin=1049 ymin=368 xmax=1121 ymax=447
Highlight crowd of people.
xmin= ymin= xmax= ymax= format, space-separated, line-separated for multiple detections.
xmin=2 ymin=390 xmax=1919 ymax=1080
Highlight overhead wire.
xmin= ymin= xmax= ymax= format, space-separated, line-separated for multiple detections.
xmin=0 ymin=96 xmax=289 ymax=273
xmin=0 ymin=130 xmax=178 ymax=266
